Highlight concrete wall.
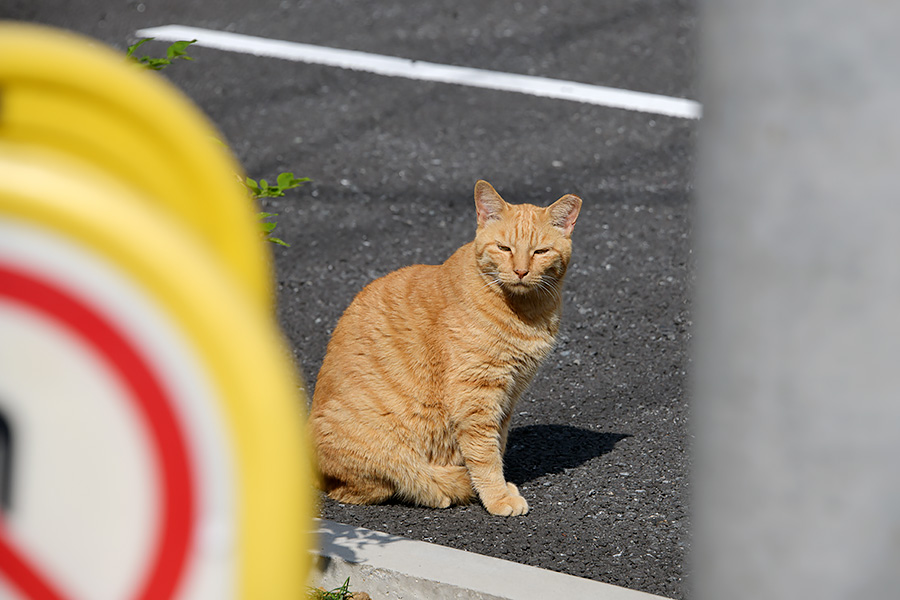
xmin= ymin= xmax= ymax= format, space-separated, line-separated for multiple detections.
xmin=695 ymin=2 xmax=900 ymax=598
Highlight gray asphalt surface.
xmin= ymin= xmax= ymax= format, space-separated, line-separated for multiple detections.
xmin=6 ymin=1 xmax=697 ymax=597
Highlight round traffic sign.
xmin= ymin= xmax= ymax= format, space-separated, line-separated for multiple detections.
xmin=0 ymin=143 xmax=313 ymax=597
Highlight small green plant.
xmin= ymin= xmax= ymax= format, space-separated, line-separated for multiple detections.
xmin=246 ymin=173 xmax=310 ymax=247
xmin=307 ymin=577 xmax=353 ymax=600
xmin=125 ymin=37 xmax=310 ymax=247
xmin=126 ymin=38 xmax=197 ymax=70
xmin=257 ymin=212 xmax=288 ymax=247
xmin=245 ymin=172 xmax=311 ymax=199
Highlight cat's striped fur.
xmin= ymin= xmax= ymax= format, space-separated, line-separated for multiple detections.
xmin=309 ymin=180 xmax=582 ymax=516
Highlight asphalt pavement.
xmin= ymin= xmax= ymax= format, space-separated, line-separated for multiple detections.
xmin=6 ymin=2 xmax=697 ymax=597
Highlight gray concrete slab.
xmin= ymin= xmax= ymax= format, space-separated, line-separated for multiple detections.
xmin=695 ymin=1 xmax=900 ymax=599
xmin=313 ymin=519 xmax=671 ymax=600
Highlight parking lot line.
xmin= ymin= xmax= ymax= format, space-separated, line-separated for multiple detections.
xmin=137 ymin=25 xmax=702 ymax=120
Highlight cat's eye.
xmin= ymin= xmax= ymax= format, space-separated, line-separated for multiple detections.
xmin=497 ymin=244 xmax=512 ymax=252
xmin=533 ymin=248 xmax=550 ymax=255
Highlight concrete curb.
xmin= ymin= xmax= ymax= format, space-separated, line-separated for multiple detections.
xmin=311 ymin=519 xmax=670 ymax=600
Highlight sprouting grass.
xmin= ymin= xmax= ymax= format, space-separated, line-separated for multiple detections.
xmin=307 ymin=577 xmax=354 ymax=600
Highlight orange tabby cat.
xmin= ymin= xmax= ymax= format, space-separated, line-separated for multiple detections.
xmin=309 ymin=180 xmax=582 ymax=516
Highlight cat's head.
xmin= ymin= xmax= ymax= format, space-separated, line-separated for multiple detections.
xmin=472 ymin=180 xmax=582 ymax=297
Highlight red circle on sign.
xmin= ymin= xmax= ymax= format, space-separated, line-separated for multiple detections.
xmin=0 ymin=263 xmax=195 ymax=600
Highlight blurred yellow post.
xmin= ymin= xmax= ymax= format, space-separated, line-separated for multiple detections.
xmin=0 ymin=22 xmax=313 ymax=600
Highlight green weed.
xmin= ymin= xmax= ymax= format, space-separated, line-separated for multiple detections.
xmin=126 ymin=37 xmax=309 ymax=247
xmin=126 ymin=38 xmax=196 ymax=70
xmin=308 ymin=577 xmax=353 ymax=600
xmin=248 ymin=173 xmax=310 ymax=247
xmin=246 ymin=172 xmax=311 ymax=199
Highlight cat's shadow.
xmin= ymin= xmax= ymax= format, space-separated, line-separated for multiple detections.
xmin=504 ymin=424 xmax=629 ymax=484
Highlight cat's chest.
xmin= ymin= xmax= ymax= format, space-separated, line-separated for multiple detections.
xmin=467 ymin=315 xmax=557 ymax=375
xmin=504 ymin=330 xmax=556 ymax=375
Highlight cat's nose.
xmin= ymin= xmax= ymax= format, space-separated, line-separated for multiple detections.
xmin=515 ymin=269 xmax=529 ymax=279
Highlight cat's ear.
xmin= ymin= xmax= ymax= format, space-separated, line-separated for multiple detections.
xmin=547 ymin=194 xmax=582 ymax=236
xmin=474 ymin=180 xmax=507 ymax=227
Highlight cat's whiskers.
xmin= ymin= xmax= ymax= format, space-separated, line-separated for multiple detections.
xmin=534 ymin=275 xmax=562 ymax=302
xmin=478 ymin=271 xmax=504 ymax=292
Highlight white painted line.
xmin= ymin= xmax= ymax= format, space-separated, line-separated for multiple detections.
xmin=137 ymin=25 xmax=702 ymax=120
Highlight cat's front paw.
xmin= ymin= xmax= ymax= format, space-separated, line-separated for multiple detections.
xmin=483 ymin=482 xmax=529 ymax=516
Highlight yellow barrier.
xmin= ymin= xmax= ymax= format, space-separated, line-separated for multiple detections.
xmin=0 ymin=23 xmax=313 ymax=600
xmin=0 ymin=22 xmax=271 ymax=308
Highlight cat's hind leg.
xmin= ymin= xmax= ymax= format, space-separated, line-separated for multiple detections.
xmin=315 ymin=426 xmax=473 ymax=508
xmin=323 ymin=474 xmax=395 ymax=505
xmin=392 ymin=464 xmax=475 ymax=508
xmin=323 ymin=463 xmax=471 ymax=508
xmin=316 ymin=442 xmax=397 ymax=504
xmin=431 ymin=464 xmax=477 ymax=506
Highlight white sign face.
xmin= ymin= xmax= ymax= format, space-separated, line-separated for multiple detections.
xmin=0 ymin=298 xmax=159 ymax=600
xmin=0 ymin=222 xmax=237 ymax=600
